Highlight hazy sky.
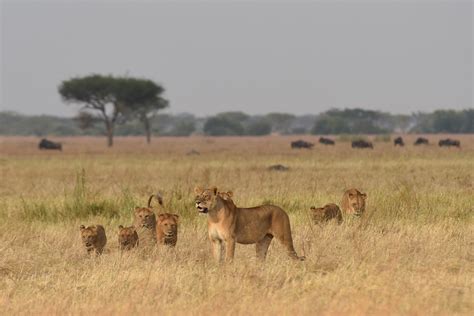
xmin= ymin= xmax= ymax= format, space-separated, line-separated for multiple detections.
xmin=1 ymin=0 xmax=472 ymax=117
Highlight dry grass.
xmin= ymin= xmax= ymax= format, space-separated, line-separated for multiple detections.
xmin=0 ymin=135 xmax=473 ymax=315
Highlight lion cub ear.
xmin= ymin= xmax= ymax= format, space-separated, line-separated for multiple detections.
xmin=310 ymin=206 xmax=316 ymax=211
xmin=172 ymin=214 xmax=179 ymax=223
xmin=80 ymin=225 xmax=85 ymax=231
xmin=361 ymin=193 xmax=367 ymax=200
xmin=134 ymin=207 xmax=142 ymax=213
xmin=211 ymin=186 xmax=218 ymax=195
xmin=118 ymin=225 xmax=124 ymax=230
xmin=194 ymin=186 xmax=203 ymax=195
xmin=226 ymin=191 xmax=233 ymax=198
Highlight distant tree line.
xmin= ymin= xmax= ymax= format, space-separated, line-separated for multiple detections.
xmin=1 ymin=108 xmax=472 ymax=137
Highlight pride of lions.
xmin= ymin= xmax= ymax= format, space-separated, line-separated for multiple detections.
xmin=80 ymin=187 xmax=367 ymax=262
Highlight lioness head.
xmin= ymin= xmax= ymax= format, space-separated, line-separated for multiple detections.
xmin=118 ymin=225 xmax=139 ymax=250
xmin=157 ymin=213 xmax=179 ymax=237
xmin=80 ymin=225 xmax=100 ymax=250
xmin=194 ymin=186 xmax=219 ymax=213
xmin=134 ymin=207 xmax=156 ymax=229
xmin=346 ymin=189 xmax=367 ymax=216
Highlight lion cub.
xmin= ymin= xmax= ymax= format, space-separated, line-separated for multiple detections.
xmin=133 ymin=206 xmax=157 ymax=246
xmin=310 ymin=203 xmax=343 ymax=224
xmin=118 ymin=225 xmax=139 ymax=250
xmin=156 ymin=213 xmax=179 ymax=247
xmin=148 ymin=193 xmax=180 ymax=247
xmin=79 ymin=225 xmax=107 ymax=255
xmin=341 ymin=188 xmax=367 ymax=216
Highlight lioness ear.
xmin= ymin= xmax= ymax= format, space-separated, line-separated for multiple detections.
xmin=310 ymin=206 xmax=316 ymax=210
xmin=80 ymin=225 xmax=85 ymax=230
xmin=361 ymin=193 xmax=367 ymax=200
xmin=348 ymin=193 xmax=355 ymax=198
xmin=194 ymin=186 xmax=203 ymax=195
xmin=173 ymin=214 xmax=179 ymax=223
xmin=134 ymin=207 xmax=141 ymax=213
xmin=226 ymin=191 xmax=233 ymax=198
xmin=118 ymin=225 xmax=124 ymax=229
xmin=157 ymin=214 xmax=165 ymax=221
xmin=211 ymin=187 xmax=218 ymax=195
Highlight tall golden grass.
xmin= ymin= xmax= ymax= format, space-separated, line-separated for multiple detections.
xmin=0 ymin=135 xmax=472 ymax=315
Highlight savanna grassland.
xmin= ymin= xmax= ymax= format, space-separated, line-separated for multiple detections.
xmin=0 ymin=135 xmax=472 ymax=315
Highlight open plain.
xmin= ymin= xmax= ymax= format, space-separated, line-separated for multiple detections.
xmin=0 ymin=135 xmax=472 ymax=315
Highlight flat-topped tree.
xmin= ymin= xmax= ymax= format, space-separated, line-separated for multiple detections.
xmin=116 ymin=77 xmax=168 ymax=144
xmin=59 ymin=74 xmax=122 ymax=147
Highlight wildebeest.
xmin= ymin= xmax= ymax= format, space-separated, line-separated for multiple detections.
xmin=291 ymin=140 xmax=314 ymax=149
xmin=414 ymin=137 xmax=429 ymax=145
xmin=38 ymin=138 xmax=62 ymax=151
xmin=267 ymin=164 xmax=289 ymax=171
xmin=319 ymin=137 xmax=335 ymax=145
xmin=438 ymin=138 xmax=460 ymax=148
xmin=394 ymin=136 xmax=404 ymax=147
xmin=351 ymin=139 xmax=373 ymax=149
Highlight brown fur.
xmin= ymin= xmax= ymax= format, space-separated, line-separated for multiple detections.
xmin=79 ymin=225 xmax=107 ymax=255
xmin=194 ymin=186 xmax=304 ymax=262
xmin=341 ymin=188 xmax=367 ymax=216
xmin=156 ymin=213 xmax=179 ymax=247
xmin=118 ymin=225 xmax=139 ymax=250
xmin=133 ymin=207 xmax=157 ymax=246
xmin=310 ymin=203 xmax=343 ymax=224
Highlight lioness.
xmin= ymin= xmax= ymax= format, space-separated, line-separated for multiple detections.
xmin=79 ymin=225 xmax=107 ymax=255
xmin=194 ymin=186 xmax=304 ymax=262
xmin=118 ymin=225 xmax=139 ymax=250
xmin=341 ymin=188 xmax=367 ymax=216
xmin=133 ymin=206 xmax=157 ymax=246
xmin=310 ymin=203 xmax=343 ymax=224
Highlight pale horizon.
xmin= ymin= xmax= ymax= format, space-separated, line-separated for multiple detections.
xmin=1 ymin=0 xmax=472 ymax=117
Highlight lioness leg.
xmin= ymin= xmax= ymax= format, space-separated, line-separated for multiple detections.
xmin=256 ymin=234 xmax=273 ymax=260
xmin=272 ymin=214 xmax=301 ymax=260
xmin=224 ymin=238 xmax=236 ymax=263
xmin=211 ymin=239 xmax=224 ymax=263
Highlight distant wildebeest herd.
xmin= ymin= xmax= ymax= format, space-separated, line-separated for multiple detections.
xmin=80 ymin=188 xmax=367 ymax=262
xmin=290 ymin=136 xmax=461 ymax=149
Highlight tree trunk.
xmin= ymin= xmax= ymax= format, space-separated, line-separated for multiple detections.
xmin=144 ymin=117 xmax=151 ymax=144
xmin=105 ymin=121 xmax=114 ymax=147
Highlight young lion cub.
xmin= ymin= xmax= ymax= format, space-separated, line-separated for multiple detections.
xmin=149 ymin=193 xmax=180 ymax=247
xmin=79 ymin=225 xmax=107 ymax=255
xmin=118 ymin=225 xmax=139 ymax=250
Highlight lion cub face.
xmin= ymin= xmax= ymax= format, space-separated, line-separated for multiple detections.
xmin=133 ymin=207 xmax=156 ymax=229
xmin=343 ymin=189 xmax=367 ymax=216
xmin=194 ymin=187 xmax=219 ymax=213
xmin=156 ymin=213 xmax=179 ymax=246
xmin=80 ymin=225 xmax=107 ymax=254
xmin=118 ymin=225 xmax=139 ymax=250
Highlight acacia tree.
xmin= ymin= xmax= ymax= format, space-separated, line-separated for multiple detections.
xmin=59 ymin=75 xmax=123 ymax=147
xmin=116 ymin=78 xmax=168 ymax=144
xmin=59 ymin=74 xmax=168 ymax=146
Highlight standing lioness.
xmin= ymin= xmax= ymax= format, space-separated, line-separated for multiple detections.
xmin=194 ymin=187 xmax=304 ymax=262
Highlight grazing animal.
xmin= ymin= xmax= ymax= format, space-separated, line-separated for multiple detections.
xmin=267 ymin=164 xmax=289 ymax=171
xmin=439 ymin=138 xmax=460 ymax=148
xmin=341 ymin=189 xmax=367 ymax=217
xmin=319 ymin=137 xmax=335 ymax=145
xmin=79 ymin=225 xmax=107 ymax=255
xmin=351 ymin=139 xmax=373 ymax=149
xmin=414 ymin=137 xmax=429 ymax=145
xmin=291 ymin=140 xmax=314 ymax=149
xmin=394 ymin=137 xmax=404 ymax=147
xmin=194 ymin=186 xmax=304 ymax=262
xmin=156 ymin=213 xmax=179 ymax=247
xmin=38 ymin=138 xmax=62 ymax=151
xmin=310 ymin=203 xmax=343 ymax=224
xmin=133 ymin=206 xmax=157 ymax=246
xmin=118 ymin=225 xmax=139 ymax=251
